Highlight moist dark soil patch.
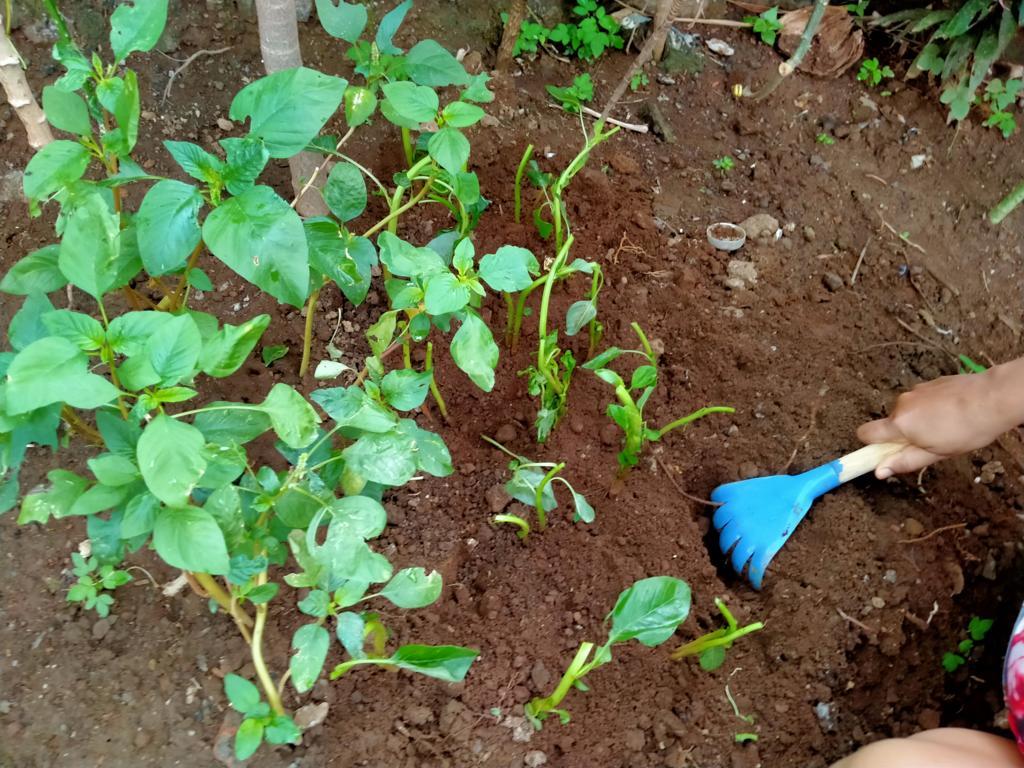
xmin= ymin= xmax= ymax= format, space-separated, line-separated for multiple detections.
xmin=3 ymin=3 xmax=1024 ymax=767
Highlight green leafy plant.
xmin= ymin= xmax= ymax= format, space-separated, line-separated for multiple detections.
xmin=942 ymin=616 xmax=993 ymax=672
xmin=67 ymin=551 xmax=132 ymax=617
xmin=525 ymin=576 xmax=691 ymax=729
xmin=261 ymin=344 xmax=289 ymax=366
xmin=630 ymin=71 xmax=650 ymax=92
xmin=981 ymin=77 xmax=1022 ymax=138
xmin=745 ymin=7 xmax=783 ymax=45
xmin=958 ymin=353 xmax=987 ymax=374
xmin=584 ymin=323 xmax=734 ymax=472
xmin=846 ymin=0 xmax=870 ymax=17
xmin=857 ymin=57 xmax=895 ymax=86
xmin=546 ymin=73 xmax=595 ymax=113
xmin=816 ymin=132 xmax=836 ymax=145
xmin=671 ymin=598 xmax=764 ymax=670
xmin=483 ymin=436 xmax=594 ymax=539
xmin=224 ymin=673 xmax=302 ymax=760
xmin=712 ymin=155 xmax=735 ymax=173
xmin=509 ymin=0 xmax=624 ymax=61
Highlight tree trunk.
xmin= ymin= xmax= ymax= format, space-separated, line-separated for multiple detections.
xmin=496 ymin=0 xmax=527 ymax=72
xmin=650 ymin=0 xmax=678 ymax=63
xmin=254 ymin=0 xmax=328 ymax=216
xmin=0 ymin=18 xmax=53 ymax=149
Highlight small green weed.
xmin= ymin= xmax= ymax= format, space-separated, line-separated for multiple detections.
xmin=958 ymin=354 xmax=987 ymax=374
xmin=67 ymin=552 xmax=132 ymax=617
xmin=816 ymin=133 xmax=835 ymax=145
xmin=942 ymin=616 xmax=993 ymax=673
xmin=508 ymin=0 xmax=624 ymax=61
xmin=630 ymin=71 xmax=650 ymax=92
xmin=546 ymin=73 xmax=594 ymax=113
xmin=713 ymin=156 xmax=735 ymax=173
xmin=744 ymin=7 xmax=783 ymax=45
xmin=857 ymin=58 xmax=894 ymax=87
xmin=846 ymin=0 xmax=869 ymax=18
xmin=672 ymin=598 xmax=764 ymax=670
xmin=982 ymin=78 xmax=1023 ymax=139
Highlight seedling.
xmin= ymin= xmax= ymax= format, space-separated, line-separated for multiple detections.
xmin=744 ymin=7 xmax=783 ymax=45
xmin=511 ymin=0 xmax=624 ymax=61
xmin=942 ymin=616 xmax=993 ymax=673
xmin=958 ymin=354 xmax=986 ymax=374
xmin=261 ymin=345 xmax=288 ymax=366
xmin=712 ymin=156 xmax=735 ymax=174
xmin=67 ymin=552 xmax=132 ymax=617
xmin=525 ymin=577 xmax=691 ymax=729
xmin=857 ymin=58 xmax=894 ymax=87
xmin=584 ymin=323 xmax=734 ymax=472
xmin=630 ymin=71 xmax=650 ymax=92
xmin=546 ymin=73 xmax=594 ymax=114
xmin=816 ymin=133 xmax=835 ymax=145
xmin=846 ymin=0 xmax=869 ymax=17
xmin=671 ymin=598 xmax=764 ymax=670
xmin=483 ymin=436 xmax=594 ymax=538
xmin=982 ymin=78 xmax=1023 ymax=139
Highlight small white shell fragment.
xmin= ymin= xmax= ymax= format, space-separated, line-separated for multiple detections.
xmin=910 ymin=154 xmax=927 ymax=170
xmin=706 ymin=38 xmax=735 ymax=56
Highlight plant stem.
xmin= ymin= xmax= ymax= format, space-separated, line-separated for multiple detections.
xmin=251 ymin=572 xmax=285 ymax=715
xmin=401 ymin=126 xmax=414 ymax=166
xmin=534 ymin=462 xmax=564 ymax=531
xmin=990 ymin=179 xmax=1024 ymax=224
xmin=299 ymin=283 xmax=322 ymax=377
xmin=614 ymin=385 xmax=643 ymax=467
xmin=61 ymin=407 xmax=105 ymax=445
xmin=655 ymin=406 xmax=736 ymax=440
xmin=493 ymin=513 xmax=530 ymax=539
xmin=586 ymin=267 xmax=604 ymax=360
xmin=425 ymin=341 xmax=449 ymax=421
xmin=191 ymin=571 xmax=254 ymax=629
xmin=480 ymin=434 xmax=525 ymax=462
xmin=361 ymin=166 xmax=436 ymax=239
xmin=514 ymin=144 xmax=533 ymax=224
xmin=170 ymin=241 xmax=204 ymax=311
xmin=536 ymin=236 xmax=574 ymax=398
xmin=526 ymin=641 xmax=594 ymax=722
xmin=672 ymin=622 xmax=765 ymax=660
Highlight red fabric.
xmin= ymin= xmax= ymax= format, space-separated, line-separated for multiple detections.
xmin=1004 ymin=610 xmax=1024 ymax=754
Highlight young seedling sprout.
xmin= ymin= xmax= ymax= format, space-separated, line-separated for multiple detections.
xmin=713 ymin=155 xmax=735 ymax=174
xmin=942 ymin=616 xmax=993 ymax=673
xmin=584 ymin=322 xmax=734 ymax=473
xmin=671 ymin=598 xmax=764 ymax=670
xmin=483 ymin=435 xmax=594 ymax=538
xmin=526 ymin=576 xmax=691 ymax=729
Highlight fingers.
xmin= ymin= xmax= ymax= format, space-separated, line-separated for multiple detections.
xmin=875 ymin=445 xmax=944 ymax=479
xmin=857 ymin=417 xmax=904 ymax=445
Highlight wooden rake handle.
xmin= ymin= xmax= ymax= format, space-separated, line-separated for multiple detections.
xmin=836 ymin=442 xmax=907 ymax=483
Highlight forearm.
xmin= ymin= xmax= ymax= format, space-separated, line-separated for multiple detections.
xmin=984 ymin=356 xmax=1024 ymax=431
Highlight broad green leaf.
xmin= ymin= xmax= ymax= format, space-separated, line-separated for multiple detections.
xmin=4 ymin=337 xmax=118 ymax=415
xmin=378 ymin=231 xmax=445 ymax=278
xmin=65 ymin=481 xmax=130 ymax=517
xmin=8 ymin=292 xmax=55 ymax=352
xmin=565 ymin=300 xmax=596 ymax=336
xmin=305 ymin=220 xmax=376 ymax=305
xmin=152 ymin=505 xmax=230 ymax=574
xmin=41 ymin=310 xmax=104 ymax=351
xmin=262 ymin=344 xmax=288 ymax=365
xmin=335 ymin=611 xmax=366 ymax=658
xmin=264 ymin=715 xmax=301 ymax=745
xmin=376 ymin=0 xmax=412 ymax=54
xmin=42 ymin=85 xmax=91 ymax=135
xmin=427 ymin=127 xmax=469 ymax=176
xmin=397 ymin=420 xmax=452 ymax=476
xmin=606 ymin=576 xmax=691 ymax=647
xmin=311 ymin=385 xmax=398 ymax=432
xmin=59 ymin=191 xmax=139 ymax=300
xmin=594 ymin=368 xmax=623 ymax=388
xmin=441 ymin=101 xmax=484 ymax=128
xmin=290 ymin=623 xmax=330 ymax=693
xmin=699 ymin=646 xmax=726 ymax=671
xmin=97 ymin=70 xmax=140 ymax=155
xmin=230 ymin=68 xmax=347 ymax=158
xmin=120 ymin=492 xmax=160 ymax=537
xmin=316 ymin=0 xmax=367 ymax=41
xmin=198 ymin=442 xmax=246 ymax=489
xmin=344 ymin=85 xmax=377 ymax=127
xmin=343 ymin=430 xmax=417 ymax=486
xmin=325 ymin=495 xmax=388 ymax=540
xmin=452 ymin=237 xmax=474 ymax=273
xmin=324 ymin=162 xmax=366 ymax=221
xmin=109 ymin=0 xmax=169 ymax=62
xmin=203 ymin=185 xmax=310 ymax=307
xmin=220 ymin=136 xmax=270 ymax=196
xmin=379 ymin=567 xmax=442 ymax=608
xmin=380 ymin=81 xmax=439 ymax=124
xmin=260 ymin=383 xmax=321 ymax=449
xmin=365 ymin=311 xmax=396 ymax=358
xmin=224 ymin=674 xmax=261 ymax=714
xmin=164 ymin=140 xmax=224 ymax=184
xmin=582 ymin=346 xmax=623 ymax=370
xmin=387 ymin=644 xmax=478 ymax=682
xmin=193 ymin=403 xmax=271 ymax=444
xmin=18 ymin=469 xmax=88 ymax=524
xmin=106 ymin=311 xmax=173 ymax=356
xmin=145 ymin=313 xmax=202 ymax=386
xmin=96 ymin=411 xmax=143 ymax=457
xmin=0 ymin=245 xmax=67 ymax=295
xmin=136 ymin=180 xmax=203 ymax=275
xmin=381 ymin=369 xmax=432 ymax=411
xmin=506 ymin=467 xmax=557 ymax=511
xmin=88 ymin=453 xmax=139 ymax=486
xmin=137 ymin=415 xmax=207 ymax=507
xmin=247 ymin=583 xmax=279 ymax=604
xmin=199 ymin=314 xmax=271 ymax=377
xmin=630 ymin=365 xmax=656 ymax=391
xmin=298 ymin=589 xmax=331 ymax=617
xmin=23 ymin=140 xmax=90 ymax=202
xmin=567 ymin=484 xmax=595 ymax=523
xmin=423 ymin=271 xmax=470 ymax=315
xmin=406 ymin=40 xmax=470 ymax=87
xmin=478 ymin=245 xmax=538 ymax=292
xmin=450 ymin=310 xmax=497 ymax=391
xmin=461 ymin=72 xmax=495 ymax=103
xmin=234 ymin=718 xmax=263 ymax=761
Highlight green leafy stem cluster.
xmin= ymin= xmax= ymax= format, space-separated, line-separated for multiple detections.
xmin=506 ymin=0 xmax=624 ymax=61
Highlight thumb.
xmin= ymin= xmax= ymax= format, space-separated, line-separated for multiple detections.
xmin=857 ymin=417 xmax=904 ymax=445
xmin=876 ymin=445 xmax=944 ymax=479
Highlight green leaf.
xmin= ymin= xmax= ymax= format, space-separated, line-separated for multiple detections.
xmin=379 ymin=567 xmax=442 ymax=608
xmin=59 ymin=190 xmax=139 ymax=300
xmin=261 ymin=344 xmax=289 ymax=365
xmin=234 ymin=718 xmax=264 ymax=761
xmin=23 ymin=140 xmax=91 ymax=203
xmin=224 ymin=674 xmax=262 ymax=714
xmin=387 ymin=644 xmax=478 ymax=682
xmin=41 ymin=310 xmax=105 ymax=351
xmin=566 ymin=484 xmax=595 ymax=523
xmin=193 ymin=403 xmax=271 ymax=444
xmin=942 ymin=652 xmax=966 ymax=673
xmin=261 ymin=383 xmax=321 ymax=449
xmin=188 ymin=268 xmax=213 ymax=291
xmin=565 ymin=300 xmax=596 ymax=337
xmin=96 ymin=412 xmax=142 ymax=457
xmin=97 ymin=70 xmax=140 ymax=155
xmin=107 ymin=311 xmax=174 ymax=356
xmin=290 ymin=623 xmax=330 ymax=693
xmin=406 ymin=40 xmax=470 ymax=87
xmin=380 ymin=81 xmax=439 ymax=124
xmin=230 ymin=67 xmax=347 ymax=158
xmin=699 ymin=646 xmax=726 ymax=671
xmin=199 ymin=315 xmax=271 ymax=377
xmin=137 ymin=415 xmax=207 ymax=507
xmin=335 ymin=611 xmax=366 ymax=658
xmin=506 ymin=467 xmax=557 ymax=511
xmin=441 ymin=101 xmax=484 ymax=128
xmin=145 ymin=313 xmax=202 ymax=386
xmin=424 ymin=271 xmax=470 ymax=315
xmin=478 ymin=245 xmax=538 ymax=292
xmin=343 ymin=430 xmax=417 ymax=486
xmin=264 ymin=715 xmax=301 ymax=745
xmin=298 ymin=589 xmax=331 ymax=617
xmin=398 ymin=421 xmax=452 ymax=476
xmin=4 ymin=337 xmax=118 ymax=415
xmin=969 ymin=616 xmax=994 ymax=641
xmin=109 ymin=0 xmax=169 ymax=62
xmin=120 ymin=492 xmax=159 ymax=537
xmin=0 ymin=245 xmax=67 ymax=295
xmin=461 ymin=73 xmax=494 ymax=103
xmin=343 ymin=85 xmax=377 ymax=127
xmin=153 ymin=505 xmax=230 ymax=574
xmin=324 ymin=162 xmax=367 ymax=221
xmin=136 ymin=180 xmax=203 ymax=276
xmin=376 ymin=0 xmax=412 ymax=54
xmin=8 ymin=292 xmax=55 ymax=352
xmin=316 ymin=0 xmax=367 ymax=41
xmin=378 ymin=231 xmax=445 ymax=278
xmin=607 ymin=576 xmax=691 ymax=647
xmin=202 ymin=185 xmax=309 ymax=307
xmin=427 ymin=127 xmax=469 ymax=175
xmin=311 ymin=385 xmax=398 ymax=432
xmin=247 ymin=583 xmax=279 ymax=604
xmin=381 ymin=369 xmax=432 ymax=411
xmin=42 ymin=85 xmax=91 ymax=135
xmin=220 ymin=136 xmax=270 ymax=196
xmin=630 ymin=365 xmax=657 ymax=391
xmin=450 ymin=310 xmax=497 ymax=391
xmin=305 ymin=221 xmax=377 ymax=305
xmin=164 ymin=140 xmax=224 ymax=184
xmin=582 ymin=346 xmax=623 ymax=370
xmin=18 ymin=469 xmax=88 ymax=525
xmin=88 ymin=453 xmax=139 ymax=486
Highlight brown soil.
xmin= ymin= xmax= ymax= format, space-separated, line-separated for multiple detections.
xmin=3 ymin=3 xmax=1024 ymax=768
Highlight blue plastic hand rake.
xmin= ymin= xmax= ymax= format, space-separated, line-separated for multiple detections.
xmin=712 ymin=442 xmax=904 ymax=589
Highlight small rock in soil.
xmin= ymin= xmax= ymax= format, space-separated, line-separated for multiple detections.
xmin=727 ymin=260 xmax=758 ymax=288
xmin=530 ymin=660 xmax=551 ymax=690
xmin=133 ymin=730 xmax=153 ymax=749
xmin=213 ymin=710 xmax=242 ymax=765
xmin=738 ymin=461 xmax=761 ymax=479
xmin=623 ymin=728 xmax=646 ymax=751
xmin=0 ymin=170 xmax=24 ymax=204
xmin=524 ymin=750 xmax=548 ymax=766
xmin=295 ymin=701 xmax=329 ymax=730
xmin=609 ymin=152 xmax=641 ymax=175
xmin=500 ymin=715 xmax=534 ymax=743
xmin=600 ymin=423 xmax=620 ymax=447
xmin=495 ymin=423 xmax=518 ymax=443
xmin=665 ymin=743 xmax=689 ymax=768
xmin=803 ymin=225 xmax=816 ymax=242
xmin=569 ymin=417 xmax=585 ymax=434
xmin=739 ymin=213 xmax=779 ymax=242
xmin=485 ymin=484 xmax=511 ymax=514
xmin=0 ymin=700 xmax=10 ymax=714
xmin=656 ymin=73 xmax=676 ymax=85
xmin=92 ymin=619 xmax=111 ymax=640
xmin=903 ymin=518 xmax=925 ymax=537
xmin=822 ymin=272 xmax=844 ymax=292
xmin=918 ymin=708 xmax=941 ymax=730
xmin=404 ymin=704 xmax=434 ymax=726
xmin=216 ymin=117 xmax=233 ymax=131
xmin=870 ymin=596 xmax=886 ymax=609
xmin=979 ymin=460 xmax=1004 ymax=484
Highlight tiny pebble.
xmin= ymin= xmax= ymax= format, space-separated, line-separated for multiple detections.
xmin=822 ymin=272 xmax=844 ymax=292
xmin=216 ymin=117 xmax=234 ymax=131
xmin=524 ymin=751 xmax=548 ymax=767
xmin=870 ymin=597 xmax=886 ymax=609
xmin=495 ymin=423 xmax=517 ymax=443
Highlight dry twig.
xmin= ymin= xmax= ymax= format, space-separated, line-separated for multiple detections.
xmin=898 ymin=522 xmax=966 ymax=544
xmin=162 ymin=46 xmax=233 ymax=103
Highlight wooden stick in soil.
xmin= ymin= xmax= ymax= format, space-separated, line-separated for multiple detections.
xmin=650 ymin=0 xmax=678 ymax=63
xmin=496 ymin=0 xmax=527 ymax=71
xmin=0 ymin=18 xmax=53 ymax=149
xmin=750 ymin=0 xmax=828 ymax=101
